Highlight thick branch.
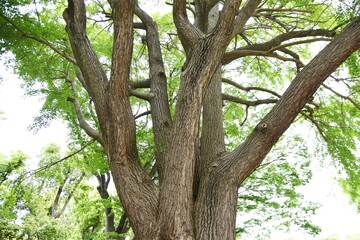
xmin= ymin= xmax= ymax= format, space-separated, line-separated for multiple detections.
xmin=129 ymin=89 xmax=153 ymax=101
xmin=135 ymin=4 xmax=173 ymax=184
xmin=226 ymin=17 xmax=360 ymax=184
xmin=129 ymin=79 xmax=151 ymax=89
xmin=222 ymin=93 xmax=278 ymax=106
xmin=173 ymin=0 xmax=203 ymax=49
xmin=67 ymin=97 xmax=104 ymax=146
xmin=194 ymin=0 xmax=221 ymax=32
xmin=64 ymin=0 xmax=109 ymax=143
xmin=232 ymin=0 xmax=263 ymax=37
xmin=213 ymin=0 xmax=243 ymax=37
xmin=223 ymin=29 xmax=336 ymax=64
xmin=106 ymin=1 xmax=160 ymax=239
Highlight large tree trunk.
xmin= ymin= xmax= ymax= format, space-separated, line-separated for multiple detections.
xmin=62 ymin=0 xmax=360 ymax=238
xmin=195 ymin=16 xmax=360 ymax=240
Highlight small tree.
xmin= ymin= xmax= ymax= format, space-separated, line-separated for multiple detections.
xmin=1 ymin=0 xmax=360 ymax=239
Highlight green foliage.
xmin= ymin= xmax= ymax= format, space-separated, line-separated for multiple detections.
xmin=311 ymin=79 xmax=360 ymax=211
xmin=236 ymin=131 xmax=321 ymax=238
xmin=0 ymin=151 xmax=26 ymax=183
xmin=1 ymin=0 xmax=360 ymax=238
xmin=0 ymin=144 xmax=125 ymax=240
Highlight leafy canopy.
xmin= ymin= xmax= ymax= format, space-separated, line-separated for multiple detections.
xmin=0 ymin=0 xmax=360 ymax=238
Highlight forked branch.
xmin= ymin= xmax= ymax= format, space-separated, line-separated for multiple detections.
xmin=173 ymin=0 xmax=203 ymax=48
xmin=232 ymin=0 xmax=263 ymax=38
xmin=226 ymin=17 xmax=360 ymax=185
xmin=223 ymin=29 xmax=336 ymax=64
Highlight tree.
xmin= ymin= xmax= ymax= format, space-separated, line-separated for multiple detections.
xmin=0 ymin=144 xmax=129 ymax=240
xmin=1 ymin=0 xmax=360 ymax=239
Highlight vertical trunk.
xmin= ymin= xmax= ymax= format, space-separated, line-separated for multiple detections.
xmin=195 ymin=174 xmax=238 ymax=240
xmin=157 ymin=39 xmax=223 ymax=239
xmin=195 ymin=4 xmax=234 ymax=239
xmin=198 ymin=71 xmax=225 ymax=167
xmin=107 ymin=1 xmax=159 ymax=239
xmin=196 ymin=16 xmax=360 ymax=240
xmin=198 ymin=4 xmax=225 ymax=191
xmin=157 ymin=1 xmax=242 ymax=238
xmin=135 ymin=5 xmax=172 ymax=184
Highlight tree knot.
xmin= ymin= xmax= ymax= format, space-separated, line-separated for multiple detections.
xmin=256 ymin=122 xmax=269 ymax=132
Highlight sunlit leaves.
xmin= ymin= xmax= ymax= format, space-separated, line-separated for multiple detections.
xmin=0 ymin=143 xmax=120 ymax=239
xmin=0 ymin=151 xmax=26 ymax=183
xmin=236 ymin=131 xmax=320 ymax=237
xmin=1 ymin=0 xmax=360 ymax=238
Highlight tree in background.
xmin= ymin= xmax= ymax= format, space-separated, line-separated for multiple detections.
xmin=1 ymin=0 xmax=360 ymax=239
xmin=0 ymin=144 xmax=131 ymax=240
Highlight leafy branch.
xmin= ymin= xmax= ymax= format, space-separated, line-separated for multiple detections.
xmin=0 ymin=12 xmax=77 ymax=65
xmin=17 ymin=140 xmax=95 ymax=183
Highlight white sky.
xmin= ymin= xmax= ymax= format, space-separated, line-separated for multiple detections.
xmin=0 ymin=61 xmax=68 ymax=157
xmin=1 ymin=60 xmax=360 ymax=239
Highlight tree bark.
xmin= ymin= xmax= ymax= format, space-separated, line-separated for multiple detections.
xmin=195 ymin=16 xmax=360 ymax=240
xmin=135 ymin=5 xmax=172 ymax=184
xmin=64 ymin=1 xmax=159 ymax=238
xmin=107 ymin=1 xmax=159 ymax=239
xmin=62 ymin=0 xmax=360 ymax=239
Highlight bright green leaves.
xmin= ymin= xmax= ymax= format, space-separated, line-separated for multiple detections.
xmin=0 ymin=151 xmax=26 ymax=183
xmin=344 ymin=51 xmax=360 ymax=77
xmin=0 ymin=143 xmax=120 ymax=240
xmin=311 ymin=92 xmax=360 ymax=210
xmin=0 ymin=152 xmax=27 ymax=238
xmin=236 ymin=132 xmax=320 ymax=238
xmin=334 ymin=0 xmax=360 ymax=24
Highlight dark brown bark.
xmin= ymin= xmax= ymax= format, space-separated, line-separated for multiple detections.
xmin=194 ymin=16 xmax=360 ymax=240
xmin=223 ymin=29 xmax=336 ymax=65
xmin=61 ymin=0 xmax=360 ymax=239
xmin=6 ymin=0 xmax=360 ymax=239
xmin=63 ymin=0 xmax=109 ymax=141
xmin=135 ymin=5 xmax=172 ymax=184
xmin=64 ymin=0 xmax=159 ymax=239
xmin=106 ymin=1 xmax=159 ymax=239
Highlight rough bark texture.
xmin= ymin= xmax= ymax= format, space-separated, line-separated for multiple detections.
xmin=61 ymin=0 xmax=360 ymax=238
xmin=135 ymin=5 xmax=172 ymax=183
xmin=107 ymin=1 xmax=159 ymax=239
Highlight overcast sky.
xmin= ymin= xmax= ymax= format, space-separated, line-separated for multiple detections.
xmin=1 ymin=59 xmax=360 ymax=239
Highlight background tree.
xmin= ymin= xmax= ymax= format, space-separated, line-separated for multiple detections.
xmin=1 ymin=0 xmax=360 ymax=239
xmin=0 ymin=144 xmax=131 ymax=240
